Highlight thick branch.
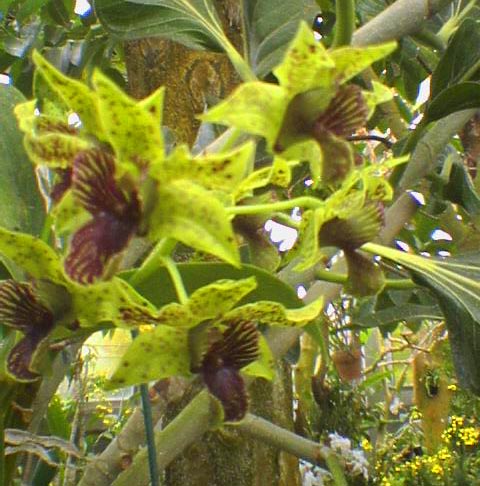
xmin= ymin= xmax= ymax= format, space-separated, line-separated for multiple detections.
xmin=352 ymin=0 xmax=455 ymax=46
xmin=111 ymin=391 xmax=217 ymax=486
xmin=236 ymin=414 xmax=330 ymax=465
xmin=77 ymin=378 xmax=186 ymax=486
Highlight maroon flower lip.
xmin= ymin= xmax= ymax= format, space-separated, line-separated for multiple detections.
xmin=65 ymin=149 xmax=141 ymax=284
xmin=0 ymin=281 xmax=55 ymax=381
xmin=312 ymin=84 xmax=369 ymax=141
xmin=199 ymin=320 xmax=259 ymax=422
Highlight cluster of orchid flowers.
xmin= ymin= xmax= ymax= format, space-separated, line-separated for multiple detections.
xmin=0 ymin=22 xmax=399 ymax=421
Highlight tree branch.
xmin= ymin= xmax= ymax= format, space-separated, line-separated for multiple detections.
xmin=111 ymin=391 xmax=218 ymax=486
xmin=237 ymin=415 xmax=348 ymax=486
xmin=77 ymin=378 xmax=187 ymax=486
xmin=352 ymin=0 xmax=455 ymax=46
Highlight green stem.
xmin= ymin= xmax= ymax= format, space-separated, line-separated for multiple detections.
xmin=411 ymin=27 xmax=446 ymax=52
xmin=129 ymin=238 xmax=176 ymax=287
xmin=315 ymin=268 xmax=415 ymax=289
xmin=112 ymin=391 xmax=217 ymax=486
xmin=163 ymin=257 xmax=189 ymax=304
xmin=0 ymin=411 xmax=4 ymax=486
xmin=332 ymin=0 xmax=356 ymax=47
xmin=131 ymin=330 xmax=160 ymax=486
xmin=40 ymin=213 xmax=53 ymax=244
xmin=324 ymin=452 xmax=349 ymax=486
xmin=227 ymin=196 xmax=322 ymax=216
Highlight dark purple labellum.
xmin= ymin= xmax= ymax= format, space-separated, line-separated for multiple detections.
xmin=312 ymin=84 xmax=369 ymax=140
xmin=203 ymin=367 xmax=248 ymax=422
xmin=65 ymin=149 xmax=141 ymax=283
xmin=319 ymin=202 xmax=384 ymax=251
xmin=0 ymin=281 xmax=54 ymax=381
xmin=200 ymin=321 xmax=259 ymax=422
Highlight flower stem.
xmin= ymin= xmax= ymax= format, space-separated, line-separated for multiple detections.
xmin=315 ymin=268 xmax=415 ymax=289
xmin=130 ymin=238 xmax=177 ymax=287
xmin=132 ymin=329 xmax=161 ymax=486
xmin=163 ymin=257 xmax=189 ymax=304
xmin=0 ymin=411 xmax=5 ymax=486
xmin=226 ymin=196 xmax=322 ymax=216
xmin=332 ymin=0 xmax=356 ymax=47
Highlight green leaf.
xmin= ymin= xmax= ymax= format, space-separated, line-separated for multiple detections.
xmin=95 ymin=0 xmax=227 ymax=51
xmin=354 ymin=303 xmax=443 ymax=328
xmin=0 ymin=228 xmax=65 ymax=284
xmin=107 ymin=326 xmax=190 ymax=389
xmin=426 ymin=82 xmax=480 ymax=122
xmin=5 ymin=429 xmax=80 ymax=459
xmin=363 ymin=243 xmax=480 ymax=394
xmin=92 ymin=71 xmax=165 ymax=175
xmin=442 ymin=158 xmax=480 ymax=215
xmin=244 ymin=0 xmax=304 ymax=78
xmin=0 ymin=85 xmax=44 ymax=235
xmin=200 ymin=82 xmax=288 ymax=148
xmin=122 ymin=262 xmax=301 ymax=308
xmin=32 ymin=52 xmax=102 ymax=137
xmin=148 ymin=179 xmax=240 ymax=266
xmin=431 ymin=18 xmax=480 ymax=99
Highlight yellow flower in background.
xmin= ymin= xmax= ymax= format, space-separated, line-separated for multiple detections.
xmin=458 ymin=426 xmax=480 ymax=446
xmin=361 ymin=438 xmax=373 ymax=451
xmin=447 ymin=384 xmax=457 ymax=391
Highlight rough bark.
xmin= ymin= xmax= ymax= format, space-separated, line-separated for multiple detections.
xmin=124 ymin=0 xmax=242 ymax=146
xmin=163 ymin=361 xmax=301 ymax=486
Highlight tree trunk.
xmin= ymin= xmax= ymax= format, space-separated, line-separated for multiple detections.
xmin=164 ymin=361 xmax=301 ymax=486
